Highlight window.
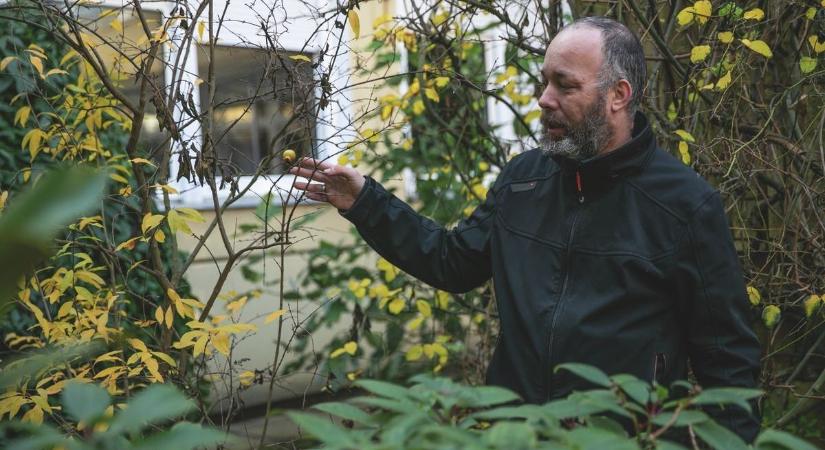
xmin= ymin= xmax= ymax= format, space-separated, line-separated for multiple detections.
xmin=196 ymin=45 xmax=315 ymax=177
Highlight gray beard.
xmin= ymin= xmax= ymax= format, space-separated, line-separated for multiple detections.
xmin=541 ymin=99 xmax=612 ymax=162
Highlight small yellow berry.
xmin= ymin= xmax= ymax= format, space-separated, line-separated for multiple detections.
xmin=282 ymin=149 xmax=296 ymax=163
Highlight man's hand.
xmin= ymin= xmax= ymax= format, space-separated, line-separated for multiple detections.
xmin=288 ymin=157 xmax=366 ymax=211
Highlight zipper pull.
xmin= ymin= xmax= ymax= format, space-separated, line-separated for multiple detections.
xmin=575 ymin=170 xmax=584 ymax=203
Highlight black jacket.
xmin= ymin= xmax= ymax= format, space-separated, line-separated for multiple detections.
xmin=341 ymin=113 xmax=761 ymax=441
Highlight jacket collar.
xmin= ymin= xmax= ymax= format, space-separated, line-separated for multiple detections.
xmin=550 ymin=112 xmax=655 ymax=201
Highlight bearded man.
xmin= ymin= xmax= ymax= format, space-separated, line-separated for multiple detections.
xmin=290 ymin=16 xmax=761 ymax=442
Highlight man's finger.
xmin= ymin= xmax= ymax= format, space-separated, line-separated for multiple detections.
xmin=289 ymin=166 xmax=331 ymax=182
xmin=293 ymin=181 xmax=326 ymax=193
xmin=296 ymin=157 xmax=334 ymax=171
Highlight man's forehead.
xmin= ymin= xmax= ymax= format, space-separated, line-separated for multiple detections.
xmin=542 ymin=26 xmax=604 ymax=78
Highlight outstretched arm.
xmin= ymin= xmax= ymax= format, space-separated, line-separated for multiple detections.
xmin=290 ymin=157 xmax=497 ymax=293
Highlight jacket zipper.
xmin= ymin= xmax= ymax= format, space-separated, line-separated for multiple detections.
xmin=575 ymin=170 xmax=584 ymax=203
xmin=544 ymin=175 xmax=582 ymax=400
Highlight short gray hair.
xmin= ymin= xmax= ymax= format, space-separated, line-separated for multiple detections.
xmin=566 ymin=17 xmax=647 ymax=116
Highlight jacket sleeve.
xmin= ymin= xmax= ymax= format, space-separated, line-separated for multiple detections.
xmin=676 ymin=191 xmax=762 ymax=442
xmin=339 ymin=174 xmax=501 ymax=293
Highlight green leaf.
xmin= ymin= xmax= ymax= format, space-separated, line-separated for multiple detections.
xmin=131 ymin=422 xmax=230 ymax=450
xmin=0 ymin=167 xmax=107 ymax=314
xmin=287 ymin=412 xmax=357 ymax=446
xmin=483 ymin=422 xmax=537 ymax=448
xmin=651 ymin=409 xmax=710 ymax=427
xmin=460 ymin=386 xmax=521 ymax=408
xmin=692 ymin=420 xmax=748 ymax=450
xmin=566 ymin=426 xmax=638 ymax=449
xmin=352 ymin=396 xmax=418 ymax=414
xmin=611 ymin=374 xmax=650 ymax=406
xmin=313 ymin=402 xmax=376 ymax=425
xmin=62 ymin=382 xmax=110 ymax=424
xmin=471 ymin=405 xmax=549 ymax=421
xmin=555 ymin=363 xmax=612 ymax=387
xmin=692 ymin=387 xmax=762 ymax=413
xmin=108 ymin=384 xmax=195 ymax=434
xmin=355 ymin=379 xmax=410 ymax=399
xmin=754 ymin=429 xmax=819 ymax=450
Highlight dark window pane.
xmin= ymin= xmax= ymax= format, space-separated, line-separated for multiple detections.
xmin=197 ymin=45 xmax=315 ymax=176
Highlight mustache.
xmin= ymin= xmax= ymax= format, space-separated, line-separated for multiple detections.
xmin=541 ymin=113 xmax=569 ymax=129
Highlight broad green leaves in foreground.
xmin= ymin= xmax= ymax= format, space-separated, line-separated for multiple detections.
xmin=290 ymin=364 xmax=816 ymax=450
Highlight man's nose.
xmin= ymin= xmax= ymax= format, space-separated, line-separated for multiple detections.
xmin=538 ymin=84 xmax=559 ymax=111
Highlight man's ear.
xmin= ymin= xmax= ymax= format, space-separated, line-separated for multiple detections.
xmin=610 ymin=79 xmax=633 ymax=113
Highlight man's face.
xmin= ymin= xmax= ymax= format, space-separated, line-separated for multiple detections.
xmin=538 ymin=27 xmax=613 ymax=161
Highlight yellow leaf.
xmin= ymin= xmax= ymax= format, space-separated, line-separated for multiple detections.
xmin=416 ymin=299 xmax=432 ymax=317
xmin=330 ymin=347 xmax=346 ymax=358
xmin=130 ymin=157 xmax=155 ymax=166
xmin=690 ymin=45 xmax=712 ymax=63
xmin=343 ymin=341 xmax=357 ymax=355
xmin=406 ymin=315 xmax=424 ymax=330
xmin=381 ymin=105 xmax=393 ymax=121
xmin=674 ymin=129 xmax=696 ymax=143
xmin=115 ymin=237 xmax=139 ymax=252
xmin=0 ymin=191 xmax=7 ymax=212
xmin=808 ymin=36 xmax=825 ymax=54
xmin=435 ymin=76 xmax=450 ymax=87
xmin=165 ymin=306 xmax=174 ymax=329
xmin=155 ymin=306 xmax=164 ymax=325
xmin=412 ymin=99 xmax=425 ymax=115
xmin=348 ymin=10 xmax=360 ymax=39
xmin=154 ymin=229 xmax=166 ymax=243
xmin=693 ymin=1 xmax=711 ymax=24
xmin=212 ymin=333 xmax=230 ymax=355
xmin=175 ymin=208 xmax=205 ymax=223
xmin=388 ymin=298 xmax=405 ymax=315
xmin=717 ymin=31 xmax=734 ymax=44
xmin=405 ymin=344 xmax=423 ymax=361
xmin=747 ymin=286 xmax=761 ymax=305
xmin=264 ymin=308 xmax=286 ymax=323
xmin=226 ymin=297 xmax=247 ymax=314
xmin=424 ymin=87 xmax=440 ymax=102
xmin=28 ymin=55 xmax=44 ymax=77
xmin=193 ymin=334 xmax=209 ymax=356
xmin=197 ymin=21 xmax=206 ymax=41
xmin=740 ymin=39 xmax=773 ymax=58
xmin=141 ymin=213 xmax=164 ymax=234
xmin=377 ymin=258 xmax=400 ymax=282
xmin=22 ymin=405 xmax=43 ymax=424
xmin=762 ymin=305 xmax=780 ymax=328
xmin=57 ymin=301 xmax=74 ymax=319
xmin=109 ymin=173 xmax=129 ymax=184
xmin=800 ymin=57 xmax=817 ymax=74
xmin=806 ymin=7 xmax=817 ymax=20
xmin=289 ymin=54 xmax=311 ymax=62
xmin=128 ymin=338 xmax=149 ymax=353
xmin=524 ymin=110 xmax=541 ymax=124
xmin=239 ymin=370 xmax=255 ymax=386
xmin=678 ymin=141 xmax=691 ymax=165
xmin=0 ymin=56 xmax=16 ymax=71
xmin=743 ymin=8 xmax=764 ymax=21
xmin=803 ymin=294 xmax=822 ymax=317
xmin=167 ymin=210 xmax=191 ymax=235
xmin=14 ymin=106 xmax=31 ymax=127
xmin=372 ymin=14 xmax=393 ymax=28
xmin=716 ymin=70 xmax=732 ymax=90
xmin=677 ymin=7 xmax=695 ymax=26
xmin=435 ymin=291 xmax=450 ymax=309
